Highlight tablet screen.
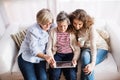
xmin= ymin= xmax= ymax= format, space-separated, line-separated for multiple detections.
xmin=54 ymin=61 xmax=75 ymax=68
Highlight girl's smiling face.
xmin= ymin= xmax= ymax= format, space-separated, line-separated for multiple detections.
xmin=57 ymin=20 xmax=68 ymax=32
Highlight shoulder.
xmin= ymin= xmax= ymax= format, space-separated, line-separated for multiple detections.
xmin=88 ymin=26 xmax=97 ymax=35
xmin=70 ymin=32 xmax=76 ymax=38
xmin=27 ymin=23 xmax=45 ymax=37
xmin=27 ymin=23 xmax=39 ymax=33
xmin=89 ymin=25 xmax=96 ymax=31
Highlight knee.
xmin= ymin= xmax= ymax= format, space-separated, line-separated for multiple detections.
xmin=40 ymin=75 xmax=47 ymax=80
xmin=81 ymin=51 xmax=91 ymax=66
xmin=81 ymin=51 xmax=90 ymax=60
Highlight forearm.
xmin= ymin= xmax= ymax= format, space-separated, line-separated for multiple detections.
xmin=90 ymin=27 xmax=97 ymax=63
xmin=73 ymin=47 xmax=80 ymax=61
xmin=91 ymin=49 xmax=97 ymax=64
xmin=36 ymin=52 xmax=46 ymax=59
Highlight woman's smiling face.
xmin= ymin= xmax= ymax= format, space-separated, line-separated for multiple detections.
xmin=73 ymin=19 xmax=83 ymax=30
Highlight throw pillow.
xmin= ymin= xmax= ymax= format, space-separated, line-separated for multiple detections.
xmin=11 ymin=29 xmax=26 ymax=49
xmin=96 ymin=29 xmax=111 ymax=51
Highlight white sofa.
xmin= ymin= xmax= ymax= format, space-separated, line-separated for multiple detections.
xmin=0 ymin=22 xmax=120 ymax=80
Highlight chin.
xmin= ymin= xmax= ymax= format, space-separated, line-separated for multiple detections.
xmin=45 ymin=28 xmax=50 ymax=31
xmin=75 ymin=28 xmax=79 ymax=30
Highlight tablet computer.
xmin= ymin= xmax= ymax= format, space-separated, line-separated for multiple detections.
xmin=54 ymin=61 xmax=75 ymax=68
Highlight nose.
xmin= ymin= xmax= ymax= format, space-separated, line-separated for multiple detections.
xmin=61 ymin=26 xmax=65 ymax=30
xmin=76 ymin=24 xmax=79 ymax=28
xmin=46 ymin=23 xmax=51 ymax=28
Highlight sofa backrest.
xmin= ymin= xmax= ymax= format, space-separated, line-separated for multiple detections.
xmin=106 ymin=21 xmax=120 ymax=72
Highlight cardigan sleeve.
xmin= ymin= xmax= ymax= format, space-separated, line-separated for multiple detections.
xmin=46 ymin=28 xmax=57 ymax=58
xmin=90 ymin=27 xmax=97 ymax=63
xmin=71 ymin=33 xmax=80 ymax=61
xmin=46 ymin=29 xmax=54 ymax=58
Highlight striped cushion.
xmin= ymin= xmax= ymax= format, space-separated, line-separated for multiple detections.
xmin=11 ymin=29 xmax=26 ymax=49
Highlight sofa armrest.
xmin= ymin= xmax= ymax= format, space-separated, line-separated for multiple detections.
xmin=106 ymin=21 xmax=120 ymax=72
xmin=0 ymin=25 xmax=19 ymax=74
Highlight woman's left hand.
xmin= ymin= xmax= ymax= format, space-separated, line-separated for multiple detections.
xmin=77 ymin=42 xmax=82 ymax=48
xmin=83 ymin=62 xmax=95 ymax=75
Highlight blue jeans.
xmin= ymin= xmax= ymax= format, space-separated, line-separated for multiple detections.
xmin=18 ymin=54 xmax=47 ymax=80
xmin=80 ymin=48 xmax=108 ymax=80
xmin=49 ymin=53 xmax=77 ymax=80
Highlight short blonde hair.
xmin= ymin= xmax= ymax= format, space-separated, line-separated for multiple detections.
xmin=36 ymin=9 xmax=54 ymax=25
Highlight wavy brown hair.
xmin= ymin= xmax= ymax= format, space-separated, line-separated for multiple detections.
xmin=69 ymin=9 xmax=94 ymax=31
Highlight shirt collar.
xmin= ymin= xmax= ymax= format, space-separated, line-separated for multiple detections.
xmin=36 ymin=23 xmax=48 ymax=34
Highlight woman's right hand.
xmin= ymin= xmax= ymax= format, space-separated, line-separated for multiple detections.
xmin=83 ymin=62 xmax=95 ymax=75
xmin=44 ymin=55 xmax=55 ymax=65
xmin=50 ymin=61 xmax=56 ymax=68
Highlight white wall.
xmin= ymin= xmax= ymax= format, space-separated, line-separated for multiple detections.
xmin=2 ymin=0 xmax=49 ymax=26
xmin=99 ymin=1 xmax=120 ymax=25
xmin=56 ymin=0 xmax=120 ymax=24
xmin=0 ymin=14 xmax=5 ymax=39
xmin=0 ymin=0 xmax=120 ymax=30
xmin=0 ymin=1 xmax=7 ymax=39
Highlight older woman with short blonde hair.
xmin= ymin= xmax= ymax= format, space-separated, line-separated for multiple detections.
xmin=18 ymin=8 xmax=55 ymax=80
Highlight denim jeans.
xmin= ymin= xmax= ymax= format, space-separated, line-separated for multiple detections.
xmin=80 ymin=48 xmax=108 ymax=80
xmin=18 ymin=54 xmax=47 ymax=80
xmin=49 ymin=53 xmax=77 ymax=80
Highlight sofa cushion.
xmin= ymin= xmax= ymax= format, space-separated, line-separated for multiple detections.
xmin=96 ymin=29 xmax=111 ymax=51
xmin=95 ymin=53 xmax=117 ymax=72
xmin=11 ymin=29 xmax=26 ymax=49
xmin=95 ymin=53 xmax=120 ymax=80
